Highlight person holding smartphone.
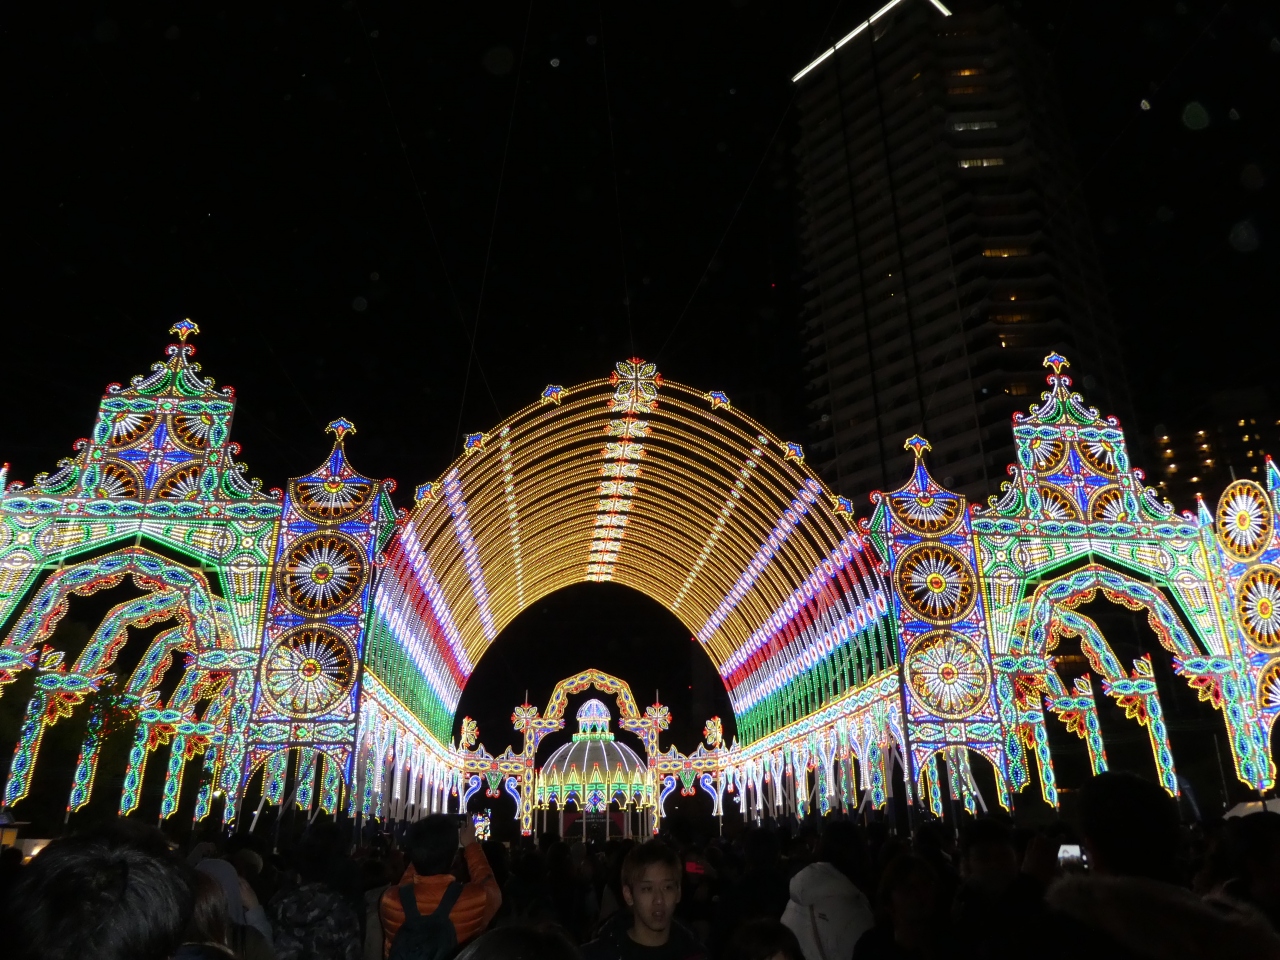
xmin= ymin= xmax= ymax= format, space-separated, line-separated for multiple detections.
xmin=379 ymin=814 xmax=503 ymax=957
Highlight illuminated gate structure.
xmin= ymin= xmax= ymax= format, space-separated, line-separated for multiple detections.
xmin=1 ymin=326 xmax=1277 ymax=831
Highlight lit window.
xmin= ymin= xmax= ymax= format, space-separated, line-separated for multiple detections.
xmin=1163 ymin=450 xmax=1173 ymax=458
xmin=991 ymin=313 xmax=1030 ymax=323
xmin=984 ymin=247 xmax=1031 ymax=258
xmin=1191 ymin=476 xmax=1200 ymax=482
xmin=949 ymin=68 xmax=984 ymax=76
xmin=1197 ymin=430 xmax=1206 ymax=436
xmin=1200 ymin=444 xmax=1210 ymax=451
xmin=1243 ymin=434 xmax=1251 ymax=441
xmin=1204 ymin=459 xmax=1213 ymax=466
xmin=948 ymin=86 xmax=988 ymax=95
xmin=1253 ymin=466 xmax=1260 ymax=473
xmin=1160 ymin=434 xmax=1169 ymax=441
xmin=1239 ymin=419 xmax=1247 ymax=427
xmin=1248 ymin=451 xmax=1255 ymax=457
xmin=958 ymin=157 xmax=1005 ymax=168
xmin=953 ymin=120 xmax=998 ymax=131
xmin=1008 ymin=382 xmax=1030 ymax=396
xmin=1168 ymin=464 xmax=1178 ymax=473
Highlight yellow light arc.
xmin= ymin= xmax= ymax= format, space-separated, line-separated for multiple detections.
xmin=399 ymin=374 xmax=870 ymax=695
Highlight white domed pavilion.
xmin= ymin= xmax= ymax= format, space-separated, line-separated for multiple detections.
xmin=534 ymin=698 xmax=654 ymax=836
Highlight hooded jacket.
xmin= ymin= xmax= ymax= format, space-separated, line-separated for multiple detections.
xmin=781 ymin=861 xmax=874 ymax=960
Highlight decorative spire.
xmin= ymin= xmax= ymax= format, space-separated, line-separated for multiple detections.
xmin=905 ymin=435 xmax=932 ymax=460
xmin=326 ymin=418 xmax=356 ymax=442
xmin=1195 ymin=492 xmax=1213 ymax=526
xmin=1043 ymin=352 xmax=1069 ymax=374
xmin=170 ymin=318 xmax=199 ymax=342
xmin=705 ymin=390 xmax=731 ymax=411
xmin=830 ymin=494 xmax=856 ymax=517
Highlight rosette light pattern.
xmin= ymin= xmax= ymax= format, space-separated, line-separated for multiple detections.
xmin=294 ymin=475 xmax=372 ymax=522
xmin=263 ymin=626 xmax=354 ymax=717
xmin=905 ymin=630 xmax=991 ymax=720
xmin=1217 ymin=481 xmax=1273 ymax=563
xmin=1237 ymin=565 xmax=1280 ymax=651
xmin=888 ymin=492 xmax=963 ymax=536
xmin=280 ymin=532 xmax=364 ymax=615
xmin=1077 ymin=437 xmax=1120 ymax=475
xmin=1259 ymin=660 xmax=1280 ymax=712
xmin=894 ymin=543 xmax=976 ymax=625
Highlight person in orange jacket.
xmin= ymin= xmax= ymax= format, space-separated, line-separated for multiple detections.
xmin=379 ymin=814 xmax=502 ymax=956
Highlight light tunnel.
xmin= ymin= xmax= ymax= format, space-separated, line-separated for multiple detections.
xmin=365 ymin=360 xmax=897 ymax=746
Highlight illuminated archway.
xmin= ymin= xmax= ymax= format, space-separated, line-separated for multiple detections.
xmin=367 ymin=360 xmax=896 ymax=749
xmin=0 ymin=546 xmax=244 ymax=816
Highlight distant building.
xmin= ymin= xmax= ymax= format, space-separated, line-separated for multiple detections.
xmin=794 ymin=0 xmax=1131 ymax=504
xmin=1151 ymin=388 xmax=1278 ymax=510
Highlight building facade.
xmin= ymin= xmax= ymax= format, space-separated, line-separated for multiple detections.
xmin=796 ymin=0 xmax=1130 ymax=503
xmin=1152 ymin=389 xmax=1279 ymax=507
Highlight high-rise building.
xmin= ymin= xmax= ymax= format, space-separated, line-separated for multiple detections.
xmin=1150 ymin=387 xmax=1278 ymax=509
xmin=795 ymin=0 xmax=1131 ymax=503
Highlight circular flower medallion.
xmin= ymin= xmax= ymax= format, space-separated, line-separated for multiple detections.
xmin=292 ymin=476 xmax=373 ymax=522
xmin=888 ymin=492 xmax=964 ymax=535
xmin=894 ymin=542 xmax=977 ymax=624
xmin=1237 ymin=565 xmax=1280 ymax=651
xmin=263 ymin=626 xmax=354 ymax=717
xmin=279 ymin=532 xmax=365 ymax=615
xmin=905 ymin=629 xmax=991 ymax=720
xmin=1258 ymin=660 xmax=1280 ymax=712
xmin=1217 ymin=480 xmax=1273 ymax=563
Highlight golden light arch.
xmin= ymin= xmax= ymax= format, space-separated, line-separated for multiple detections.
xmin=365 ymin=359 xmax=897 ymax=747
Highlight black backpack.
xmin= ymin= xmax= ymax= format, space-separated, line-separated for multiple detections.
xmin=387 ymin=880 xmax=463 ymax=960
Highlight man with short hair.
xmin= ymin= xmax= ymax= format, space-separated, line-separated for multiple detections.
xmin=12 ymin=826 xmax=193 ymax=960
xmin=582 ymin=840 xmax=706 ymax=960
xmin=379 ymin=815 xmax=502 ymax=957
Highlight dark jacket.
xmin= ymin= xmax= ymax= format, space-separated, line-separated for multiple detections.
xmin=581 ymin=910 xmax=706 ymax=960
xmin=1046 ymin=874 xmax=1280 ymax=960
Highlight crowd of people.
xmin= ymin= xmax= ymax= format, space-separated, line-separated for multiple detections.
xmin=6 ymin=772 xmax=1280 ymax=960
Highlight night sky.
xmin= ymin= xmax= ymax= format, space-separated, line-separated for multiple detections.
xmin=2 ymin=2 xmax=1278 ymax=768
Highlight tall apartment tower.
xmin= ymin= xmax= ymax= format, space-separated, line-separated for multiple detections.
xmin=796 ymin=0 xmax=1130 ymax=503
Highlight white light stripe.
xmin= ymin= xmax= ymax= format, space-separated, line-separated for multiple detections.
xmin=398 ymin=522 xmax=472 ymax=674
xmin=791 ymin=46 xmax=834 ymax=83
xmin=373 ymin=584 xmax=461 ymax=712
xmin=443 ymin=469 xmax=498 ymax=643
xmin=791 ymin=0 xmax=950 ymax=84
xmin=695 ymin=480 xmax=822 ymax=645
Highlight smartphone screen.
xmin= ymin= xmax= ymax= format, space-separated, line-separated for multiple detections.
xmin=472 ymin=811 xmax=491 ymax=841
xmin=1057 ymin=843 xmax=1084 ymax=870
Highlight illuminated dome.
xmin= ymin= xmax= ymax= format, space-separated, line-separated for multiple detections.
xmin=535 ymin=699 xmax=650 ymax=811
